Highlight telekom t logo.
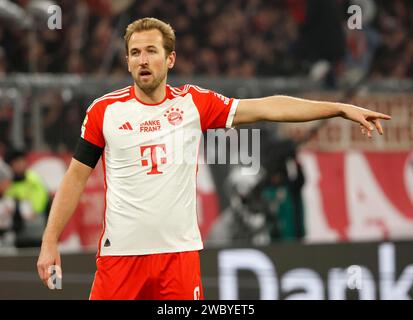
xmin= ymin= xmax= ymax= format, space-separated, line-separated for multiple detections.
xmin=140 ymin=144 xmax=167 ymax=175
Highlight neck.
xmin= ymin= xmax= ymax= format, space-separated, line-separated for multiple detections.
xmin=134 ymin=81 xmax=167 ymax=105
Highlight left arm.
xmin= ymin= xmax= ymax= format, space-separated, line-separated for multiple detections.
xmin=233 ymin=95 xmax=391 ymax=138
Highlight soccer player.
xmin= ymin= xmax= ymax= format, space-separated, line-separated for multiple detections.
xmin=37 ymin=17 xmax=391 ymax=300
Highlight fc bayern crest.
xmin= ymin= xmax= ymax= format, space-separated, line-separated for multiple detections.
xmin=164 ymin=107 xmax=184 ymax=126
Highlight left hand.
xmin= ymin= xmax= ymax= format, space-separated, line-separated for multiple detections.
xmin=341 ymin=105 xmax=391 ymax=138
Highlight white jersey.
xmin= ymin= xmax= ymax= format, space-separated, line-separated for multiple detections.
xmin=81 ymin=84 xmax=239 ymax=256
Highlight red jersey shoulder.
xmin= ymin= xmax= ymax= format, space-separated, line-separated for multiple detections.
xmin=168 ymin=84 xmax=231 ymax=105
xmin=81 ymin=86 xmax=133 ymax=147
xmin=86 ymin=86 xmax=133 ymax=114
xmin=168 ymin=84 xmax=209 ymax=97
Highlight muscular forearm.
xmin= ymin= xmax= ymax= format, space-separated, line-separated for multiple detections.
xmin=256 ymin=95 xmax=347 ymax=122
xmin=42 ymin=160 xmax=91 ymax=243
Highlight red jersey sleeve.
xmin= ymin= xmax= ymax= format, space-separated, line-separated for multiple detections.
xmin=80 ymin=101 xmax=106 ymax=148
xmin=189 ymin=85 xmax=239 ymax=131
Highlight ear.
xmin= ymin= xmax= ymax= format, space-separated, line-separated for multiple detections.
xmin=167 ymin=51 xmax=176 ymax=69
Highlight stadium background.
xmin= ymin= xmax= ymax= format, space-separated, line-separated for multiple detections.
xmin=0 ymin=0 xmax=412 ymax=299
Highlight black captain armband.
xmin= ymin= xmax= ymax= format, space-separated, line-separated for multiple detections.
xmin=73 ymin=138 xmax=103 ymax=168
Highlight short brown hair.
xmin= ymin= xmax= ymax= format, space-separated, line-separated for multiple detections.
xmin=124 ymin=17 xmax=176 ymax=56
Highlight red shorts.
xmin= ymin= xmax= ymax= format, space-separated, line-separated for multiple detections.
xmin=89 ymin=250 xmax=204 ymax=300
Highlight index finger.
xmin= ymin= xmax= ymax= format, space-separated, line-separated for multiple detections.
xmin=368 ymin=112 xmax=391 ymax=120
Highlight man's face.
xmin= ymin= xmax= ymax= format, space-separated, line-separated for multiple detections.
xmin=126 ymin=29 xmax=175 ymax=94
xmin=11 ymin=157 xmax=26 ymax=176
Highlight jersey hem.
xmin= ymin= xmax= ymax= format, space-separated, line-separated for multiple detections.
xmin=97 ymin=243 xmax=204 ymax=257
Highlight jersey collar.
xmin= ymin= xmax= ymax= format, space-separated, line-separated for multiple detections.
xmin=131 ymin=85 xmax=172 ymax=106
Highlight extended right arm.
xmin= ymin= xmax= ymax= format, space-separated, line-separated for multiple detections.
xmin=37 ymin=158 xmax=93 ymax=288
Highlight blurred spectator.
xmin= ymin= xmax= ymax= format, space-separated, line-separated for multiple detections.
xmin=344 ymin=26 xmax=380 ymax=78
xmin=292 ymin=0 xmax=346 ymax=87
xmin=0 ymin=100 xmax=13 ymax=153
xmin=370 ymin=0 xmax=413 ymax=78
xmin=3 ymin=149 xmax=49 ymax=247
xmin=0 ymin=159 xmax=13 ymax=247
xmin=260 ymin=137 xmax=306 ymax=242
xmin=0 ymin=47 xmax=6 ymax=75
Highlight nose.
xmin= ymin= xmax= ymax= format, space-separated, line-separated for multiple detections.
xmin=138 ymin=51 xmax=149 ymax=65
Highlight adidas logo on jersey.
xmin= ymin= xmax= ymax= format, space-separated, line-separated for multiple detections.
xmin=119 ymin=122 xmax=133 ymax=130
xmin=104 ymin=238 xmax=111 ymax=247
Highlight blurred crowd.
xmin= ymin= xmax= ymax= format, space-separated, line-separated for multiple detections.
xmin=0 ymin=0 xmax=412 ymax=79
